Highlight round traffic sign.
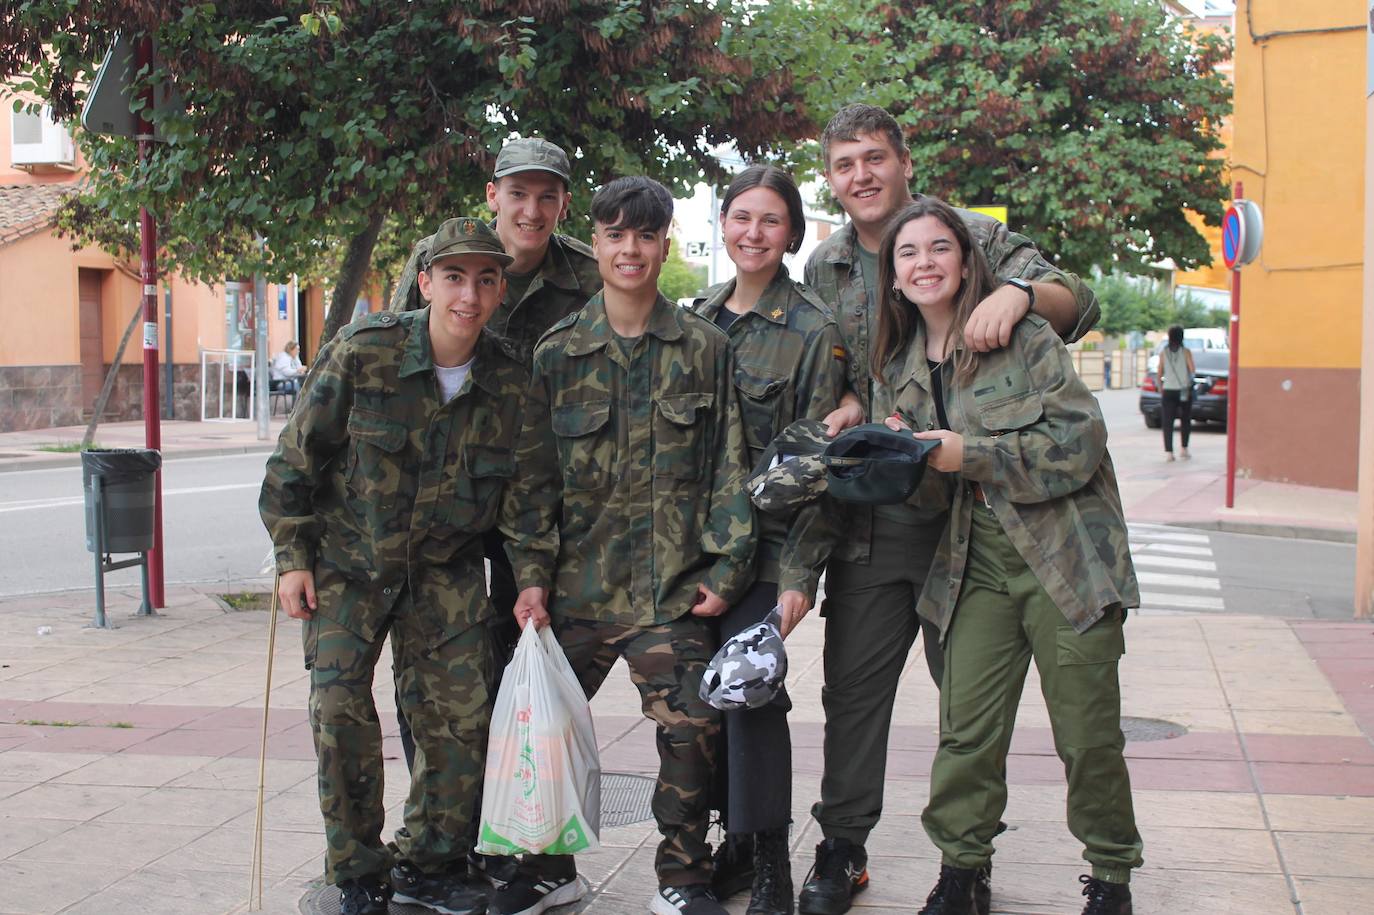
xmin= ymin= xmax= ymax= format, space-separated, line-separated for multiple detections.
xmin=1222 ymin=205 xmax=1244 ymax=269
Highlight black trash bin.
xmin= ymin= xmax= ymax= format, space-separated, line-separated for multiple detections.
xmin=81 ymin=448 xmax=162 ymax=554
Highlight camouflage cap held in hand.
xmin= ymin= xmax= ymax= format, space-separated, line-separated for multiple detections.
xmin=700 ymin=606 xmax=788 ymax=711
xmin=493 ymin=137 xmax=572 ymax=185
xmin=425 ymin=216 xmax=513 ymax=268
xmin=822 ymin=422 xmax=940 ymax=505
xmin=748 ymin=418 xmax=831 ymax=517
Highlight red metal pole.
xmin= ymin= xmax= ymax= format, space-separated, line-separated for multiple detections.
xmin=136 ymin=35 xmax=164 ymax=607
xmin=1225 ymin=181 xmax=1242 ymax=509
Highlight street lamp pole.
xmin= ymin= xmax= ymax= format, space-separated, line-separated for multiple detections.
xmin=135 ymin=34 xmax=164 ymax=608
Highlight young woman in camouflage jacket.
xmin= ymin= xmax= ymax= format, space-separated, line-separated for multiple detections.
xmin=870 ymin=198 xmax=1143 ymax=915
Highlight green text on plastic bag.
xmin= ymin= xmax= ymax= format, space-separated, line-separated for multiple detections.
xmin=478 ymin=814 xmax=594 ymax=856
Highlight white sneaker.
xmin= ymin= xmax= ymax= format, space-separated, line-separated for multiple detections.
xmin=491 ymin=873 xmax=586 ymax=915
xmin=649 ymin=884 xmax=728 ymax=915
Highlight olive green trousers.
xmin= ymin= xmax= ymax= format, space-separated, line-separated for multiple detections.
xmin=922 ymin=505 xmax=1143 ymax=883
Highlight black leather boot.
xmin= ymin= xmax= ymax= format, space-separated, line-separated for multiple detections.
xmin=747 ymin=827 xmax=794 ymax=915
xmin=1079 ymin=875 xmax=1133 ymax=915
xmin=917 ymin=865 xmax=979 ymax=915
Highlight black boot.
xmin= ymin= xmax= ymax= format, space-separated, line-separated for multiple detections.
xmin=712 ymin=830 xmax=756 ymax=901
xmin=974 ymin=863 xmax=992 ymax=915
xmin=1079 ymin=875 xmax=1133 ymax=915
xmin=917 ymin=865 xmax=979 ymax=915
xmin=747 ymin=827 xmax=794 ymax=915
xmin=797 ymin=837 xmax=867 ymax=915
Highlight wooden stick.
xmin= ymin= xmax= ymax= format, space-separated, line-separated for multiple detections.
xmin=249 ymin=575 xmax=280 ymax=911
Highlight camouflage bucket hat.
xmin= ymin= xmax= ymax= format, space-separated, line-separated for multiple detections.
xmin=700 ymin=607 xmax=788 ymax=711
xmin=493 ymin=137 xmax=572 ymax=184
xmin=425 ymin=216 xmax=513 ymax=268
xmin=821 ymin=422 xmax=940 ymax=505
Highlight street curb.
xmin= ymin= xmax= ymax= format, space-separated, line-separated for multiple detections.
xmin=0 ymin=443 xmax=276 ymax=473
xmin=1148 ymin=518 xmax=1357 ymax=544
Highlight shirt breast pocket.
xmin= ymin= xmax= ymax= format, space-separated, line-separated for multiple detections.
xmin=454 ymin=443 xmax=514 ymax=531
xmin=654 ymin=392 xmax=713 ymax=480
xmin=976 ymin=392 xmax=1043 ymax=435
xmin=551 ymin=399 xmax=612 ymax=490
xmin=346 ymin=408 xmax=408 ymax=499
xmin=734 ymin=368 xmax=787 ymax=453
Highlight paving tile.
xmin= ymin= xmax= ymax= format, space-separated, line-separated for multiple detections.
xmin=49 ymin=681 xmax=183 ymax=705
xmin=1254 ymin=762 xmax=1374 ymax=797
xmin=1274 ymin=830 xmax=1374 ymax=878
xmin=1302 ymin=640 xmax=1374 ymax=660
xmin=19 ymin=724 xmax=164 ymax=754
xmin=1128 ymin=867 xmax=1295 ymax=915
xmin=165 ymin=755 xmax=314 ymax=793
xmin=95 ymin=785 xmax=259 ymax=827
xmin=58 ymin=860 xmax=250 ymax=915
xmin=1141 ymin=824 xmax=1282 ymax=874
xmin=0 ymin=679 xmax=89 ymax=701
xmin=1291 ymin=874 xmax=1374 ymax=914
xmin=173 ymin=826 xmax=323 ymax=876
xmin=0 ymin=859 xmax=120 ymax=914
xmin=1225 ymin=688 xmax=1348 ymax=713
xmin=1242 ymin=734 xmax=1374 ymax=766
xmin=1264 ymin=794 xmax=1374 ymax=832
xmin=1116 ymin=756 xmax=1254 ymax=793
xmin=54 ymin=753 xmax=211 ymax=787
xmin=0 ymin=782 xmax=149 ymax=820
xmin=0 ymin=815 xmax=80 ymax=859
xmin=1231 ymin=709 xmax=1362 ymax=738
xmin=225 ymin=786 xmax=323 ymax=833
xmin=12 ymin=820 xmax=208 ymax=870
xmin=0 ymin=749 xmax=103 ymax=782
xmin=121 ymin=726 xmax=258 ymax=757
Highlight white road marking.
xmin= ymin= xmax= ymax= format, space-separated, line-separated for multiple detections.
xmin=1133 ymin=542 xmax=1214 ymax=557
xmin=1129 ymin=525 xmax=1224 ymax=612
xmin=1137 ymin=591 xmax=1225 ymax=610
xmin=0 ymin=483 xmax=259 ymax=514
xmin=1131 ymin=554 xmax=1217 ymax=572
xmin=1127 ymin=528 xmax=1210 ymax=544
xmin=1135 ymin=571 xmax=1221 ymax=590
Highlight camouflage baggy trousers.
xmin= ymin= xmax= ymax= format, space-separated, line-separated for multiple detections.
xmin=525 ymin=615 xmax=720 ymax=887
xmin=303 ymin=596 xmax=492 ymax=884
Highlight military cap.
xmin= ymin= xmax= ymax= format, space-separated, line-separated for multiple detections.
xmin=823 ymin=423 xmax=940 ymax=505
xmin=425 ymin=216 xmax=513 ymax=268
xmin=749 ymin=419 xmax=940 ymax=513
xmin=493 ymin=137 xmax=572 ymax=185
xmin=700 ymin=607 xmax=788 ymax=710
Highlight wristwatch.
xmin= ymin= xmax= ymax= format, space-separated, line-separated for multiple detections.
xmin=1005 ymin=277 xmax=1035 ymax=312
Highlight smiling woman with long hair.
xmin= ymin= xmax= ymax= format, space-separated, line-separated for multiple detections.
xmin=871 ymin=198 xmax=1144 ymax=915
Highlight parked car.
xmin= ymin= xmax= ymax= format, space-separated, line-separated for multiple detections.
xmin=1139 ymin=344 xmax=1229 ymax=429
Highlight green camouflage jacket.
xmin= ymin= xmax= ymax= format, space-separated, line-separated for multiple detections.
xmin=259 ymin=307 xmax=529 ymax=647
xmin=899 ymin=314 xmax=1139 ymax=635
xmin=501 ymin=293 xmax=756 ymax=626
xmin=692 ymin=270 xmax=846 ymax=592
xmin=389 ymin=229 xmax=602 ymax=366
xmin=803 ymin=208 xmax=1100 ymax=564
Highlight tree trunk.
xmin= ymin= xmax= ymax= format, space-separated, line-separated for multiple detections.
xmin=318 ymin=209 xmax=386 ymax=350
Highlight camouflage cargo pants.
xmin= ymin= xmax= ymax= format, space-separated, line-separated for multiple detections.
xmin=303 ymin=596 xmax=492 ymax=884
xmin=524 ymin=615 xmax=720 ymax=887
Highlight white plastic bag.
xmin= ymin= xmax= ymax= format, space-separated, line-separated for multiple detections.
xmin=476 ymin=621 xmax=601 ymax=856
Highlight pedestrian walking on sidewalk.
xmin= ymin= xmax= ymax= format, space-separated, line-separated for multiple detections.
xmin=873 ymin=199 xmax=1143 ymax=915
xmin=691 ymin=165 xmax=846 ymax=915
xmin=260 ymin=218 xmax=528 ymax=915
xmin=1158 ymin=325 xmax=1195 ymax=461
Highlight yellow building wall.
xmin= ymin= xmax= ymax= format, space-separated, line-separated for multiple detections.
xmin=1231 ymin=0 xmax=1365 ymax=489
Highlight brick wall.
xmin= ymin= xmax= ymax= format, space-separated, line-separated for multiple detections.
xmin=0 ymin=363 xmax=206 ymax=432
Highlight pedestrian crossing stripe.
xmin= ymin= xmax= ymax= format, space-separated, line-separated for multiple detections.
xmin=1131 ymin=554 xmax=1216 ymax=572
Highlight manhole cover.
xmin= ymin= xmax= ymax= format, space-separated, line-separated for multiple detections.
xmin=600 ymin=772 xmax=656 ymax=827
xmin=299 ymin=773 xmax=656 ymax=913
xmin=1121 ymin=716 xmax=1187 ymax=741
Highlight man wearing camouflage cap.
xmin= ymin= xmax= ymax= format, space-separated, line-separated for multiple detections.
xmin=389 ymin=138 xmax=602 ymax=790
xmin=261 ymin=217 xmax=529 ymax=915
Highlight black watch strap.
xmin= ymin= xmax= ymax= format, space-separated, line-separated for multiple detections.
xmin=1006 ymin=277 xmax=1035 ymax=312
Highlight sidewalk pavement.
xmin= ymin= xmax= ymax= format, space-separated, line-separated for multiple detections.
xmin=2 ymin=582 xmax=1373 ymax=914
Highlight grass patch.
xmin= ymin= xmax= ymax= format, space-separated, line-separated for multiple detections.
xmin=18 ymin=719 xmax=134 ymax=728
xmin=36 ymin=442 xmax=99 ymax=453
xmin=219 ymin=591 xmax=272 ymax=611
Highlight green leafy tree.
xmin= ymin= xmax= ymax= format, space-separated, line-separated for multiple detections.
xmin=1 ymin=1 xmax=812 ymax=346
xmin=809 ymin=0 xmax=1231 ymax=276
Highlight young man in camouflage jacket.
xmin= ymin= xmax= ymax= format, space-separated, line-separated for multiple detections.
xmin=496 ymin=177 xmax=756 ymax=915
xmin=260 ymin=219 xmax=526 ymax=915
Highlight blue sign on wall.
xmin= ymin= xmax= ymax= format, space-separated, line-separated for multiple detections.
xmin=277 ymin=288 xmax=288 ymax=320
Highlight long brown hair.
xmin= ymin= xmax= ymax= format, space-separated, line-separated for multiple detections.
xmin=870 ymin=198 xmax=995 ymax=383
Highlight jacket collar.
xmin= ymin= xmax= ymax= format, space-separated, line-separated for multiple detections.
xmin=695 ymin=267 xmax=792 ymax=326
xmin=487 ymin=221 xmax=582 ymax=293
xmin=822 ymin=222 xmax=858 ymax=267
xmin=398 ymin=306 xmax=504 ymax=396
xmin=565 ymin=292 xmax=684 ymax=356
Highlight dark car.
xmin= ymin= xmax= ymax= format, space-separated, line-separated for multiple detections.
xmin=1139 ymin=347 xmax=1229 ymax=429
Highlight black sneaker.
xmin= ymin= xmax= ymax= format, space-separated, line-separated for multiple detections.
xmin=917 ymin=865 xmax=979 ymax=915
xmin=650 ymin=884 xmax=729 ymax=915
xmin=338 ymin=875 xmax=392 ymax=915
xmin=1079 ymin=875 xmax=1133 ymax=915
xmin=390 ymin=860 xmax=488 ymax=915
xmin=710 ymin=832 xmax=756 ymax=901
xmin=490 ymin=872 xmax=586 ymax=915
xmin=468 ymin=851 xmax=520 ymax=889
xmin=797 ymin=838 xmax=868 ymax=915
